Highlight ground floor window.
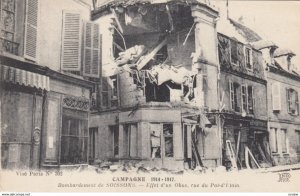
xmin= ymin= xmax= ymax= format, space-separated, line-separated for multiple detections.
xmin=123 ymin=124 xmax=138 ymax=158
xmin=296 ymin=130 xmax=300 ymax=153
xmin=280 ymin=129 xmax=287 ymax=153
xmin=269 ymin=127 xmax=278 ymax=153
xmin=60 ymin=108 xmax=88 ymax=164
xmin=150 ymin=123 xmax=174 ymax=158
xmin=110 ymin=125 xmax=119 ymax=157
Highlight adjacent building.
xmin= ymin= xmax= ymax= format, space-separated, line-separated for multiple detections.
xmin=252 ymin=40 xmax=300 ymax=166
xmin=1 ymin=0 xmax=97 ymax=169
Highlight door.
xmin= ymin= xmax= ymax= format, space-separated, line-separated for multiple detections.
xmin=89 ymin=128 xmax=98 ymax=164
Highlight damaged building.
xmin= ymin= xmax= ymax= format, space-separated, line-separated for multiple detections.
xmin=1 ymin=0 xmax=299 ymax=171
xmin=90 ymin=0 xmax=221 ymax=170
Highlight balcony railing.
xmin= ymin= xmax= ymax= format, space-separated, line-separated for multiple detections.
xmin=0 ymin=37 xmax=19 ymax=55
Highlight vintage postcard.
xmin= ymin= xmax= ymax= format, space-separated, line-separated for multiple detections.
xmin=0 ymin=0 xmax=300 ymax=193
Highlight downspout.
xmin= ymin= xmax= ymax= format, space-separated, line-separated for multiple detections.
xmin=39 ymin=89 xmax=47 ymax=169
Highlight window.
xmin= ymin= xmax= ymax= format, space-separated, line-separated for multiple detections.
xmin=248 ymin=86 xmax=254 ymax=114
xmin=280 ymin=129 xmax=287 ymax=153
xmin=241 ymin=85 xmax=247 ymax=113
xmin=269 ymin=128 xmax=278 ymax=153
xmin=230 ymin=39 xmax=238 ymax=65
xmin=245 ymin=47 xmax=252 ymax=70
xmin=123 ymin=124 xmax=138 ymax=158
xmin=287 ymin=88 xmax=299 ymax=115
xmin=110 ymin=76 xmax=118 ymax=99
xmin=272 ymin=82 xmax=281 ymax=111
xmin=110 ymin=125 xmax=119 ymax=157
xmin=229 ymin=81 xmax=240 ymax=112
xmin=163 ymin=124 xmax=174 ymax=157
xmin=150 ymin=123 xmax=161 ymax=159
xmin=296 ymin=130 xmax=300 ymax=153
xmin=0 ymin=0 xmax=18 ymax=55
xmin=61 ymin=109 xmax=88 ymax=164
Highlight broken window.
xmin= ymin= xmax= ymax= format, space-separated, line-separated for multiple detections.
xmin=163 ymin=124 xmax=174 ymax=157
xmin=150 ymin=123 xmax=161 ymax=159
xmin=245 ymin=47 xmax=252 ymax=69
xmin=280 ymin=129 xmax=287 ymax=153
xmin=61 ymin=109 xmax=88 ymax=164
xmin=110 ymin=75 xmax=118 ymax=107
xmin=230 ymin=39 xmax=238 ymax=65
xmin=229 ymin=81 xmax=240 ymax=112
xmin=287 ymin=88 xmax=299 ymax=115
xmin=110 ymin=125 xmax=119 ymax=157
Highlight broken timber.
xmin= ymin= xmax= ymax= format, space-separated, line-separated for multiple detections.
xmin=226 ymin=140 xmax=238 ymax=170
xmin=191 ymin=134 xmax=204 ymax=167
xmin=136 ymin=38 xmax=167 ymax=70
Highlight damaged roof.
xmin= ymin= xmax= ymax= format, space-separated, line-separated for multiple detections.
xmin=92 ymin=0 xmax=215 ymax=18
xmin=229 ymin=19 xmax=262 ymax=43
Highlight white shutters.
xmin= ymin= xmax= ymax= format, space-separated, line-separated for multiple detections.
xmin=61 ymin=11 xmax=82 ymax=71
xmin=83 ymin=22 xmax=101 ymax=77
xmin=24 ymin=0 xmax=38 ymax=61
xmin=269 ymin=128 xmax=278 ymax=153
xmin=272 ymin=82 xmax=281 ymax=111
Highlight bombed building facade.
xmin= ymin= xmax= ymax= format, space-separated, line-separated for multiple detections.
xmin=1 ymin=0 xmax=300 ymax=171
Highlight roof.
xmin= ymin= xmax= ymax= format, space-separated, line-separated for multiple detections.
xmin=229 ymin=19 xmax=262 ymax=43
xmin=274 ymin=48 xmax=296 ymax=57
xmin=251 ymin=40 xmax=278 ymax=50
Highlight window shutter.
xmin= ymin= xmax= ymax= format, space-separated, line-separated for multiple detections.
xmin=83 ymin=22 xmax=101 ymax=78
xmin=61 ymin=11 xmax=82 ymax=71
xmin=24 ymin=0 xmax=38 ymax=61
xmin=269 ymin=128 xmax=277 ymax=153
xmin=272 ymin=82 xmax=281 ymax=111
xmin=229 ymin=80 xmax=234 ymax=110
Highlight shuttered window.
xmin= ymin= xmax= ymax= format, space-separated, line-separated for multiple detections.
xmin=272 ymin=82 xmax=281 ymax=111
xmin=83 ymin=22 xmax=101 ymax=78
xmin=269 ymin=128 xmax=278 ymax=153
xmin=61 ymin=11 xmax=82 ymax=71
xmin=280 ymin=129 xmax=287 ymax=153
xmin=24 ymin=0 xmax=38 ymax=61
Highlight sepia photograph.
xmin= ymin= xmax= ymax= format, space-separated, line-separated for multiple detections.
xmin=0 ymin=0 xmax=300 ymax=193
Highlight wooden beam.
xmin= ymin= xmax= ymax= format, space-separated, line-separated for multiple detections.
xmin=136 ymin=38 xmax=167 ymax=70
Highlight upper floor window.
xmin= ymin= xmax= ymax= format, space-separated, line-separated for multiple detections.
xmin=245 ymin=47 xmax=253 ymax=70
xmin=248 ymin=86 xmax=254 ymax=114
xmin=230 ymin=39 xmax=238 ymax=65
xmin=272 ymin=82 xmax=281 ymax=112
xmin=287 ymin=88 xmax=299 ymax=115
xmin=0 ymin=0 xmax=18 ymax=55
xmin=61 ymin=11 xmax=101 ymax=78
xmin=229 ymin=81 xmax=240 ymax=112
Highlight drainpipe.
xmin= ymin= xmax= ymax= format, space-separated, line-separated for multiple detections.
xmin=39 ymin=90 xmax=47 ymax=169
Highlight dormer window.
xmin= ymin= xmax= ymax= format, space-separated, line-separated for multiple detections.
xmin=287 ymin=56 xmax=292 ymax=71
xmin=245 ymin=47 xmax=253 ymax=70
xmin=230 ymin=39 xmax=238 ymax=65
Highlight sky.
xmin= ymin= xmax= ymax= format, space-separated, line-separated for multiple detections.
xmin=212 ymin=0 xmax=300 ymax=68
